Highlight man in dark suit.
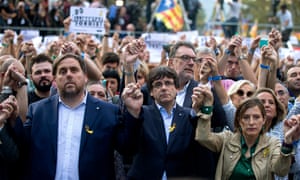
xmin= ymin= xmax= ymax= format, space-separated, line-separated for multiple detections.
xmin=142 ymin=41 xmax=226 ymax=132
xmin=128 ymin=66 xmax=214 ymax=179
xmin=18 ymin=53 xmax=143 ymax=180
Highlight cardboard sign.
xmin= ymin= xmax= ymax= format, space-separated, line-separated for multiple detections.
xmin=70 ymin=7 xmax=107 ymax=35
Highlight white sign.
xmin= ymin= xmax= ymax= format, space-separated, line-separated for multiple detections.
xmin=142 ymin=33 xmax=176 ymax=63
xmin=70 ymin=7 xmax=107 ymax=35
xmin=43 ymin=35 xmax=59 ymax=46
xmin=20 ymin=30 xmax=40 ymax=42
xmin=177 ymin=30 xmax=199 ymax=42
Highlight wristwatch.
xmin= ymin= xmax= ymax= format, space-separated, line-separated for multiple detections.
xmin=17 ymin=81 xmax=28 ymax=88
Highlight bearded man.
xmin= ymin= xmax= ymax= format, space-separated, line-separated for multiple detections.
xmin=28 ymin=53 xmax=54 ymax=104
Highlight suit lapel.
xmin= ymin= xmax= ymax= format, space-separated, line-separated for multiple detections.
xmin=47 ymin=95 xmax=59 ymax=158
xmin=79 ymin=95 xmax=101 ymax=156
xmin=151 ymin=104 xmax=168 ymax=148
xmin=167 ymin=106 xmax=185 ymax=151
xmin=183 ymin=80 xmax=198 ymax=107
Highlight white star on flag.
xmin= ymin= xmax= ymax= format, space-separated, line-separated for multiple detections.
xmin=164 ymin=0 xmax=172 ymax=8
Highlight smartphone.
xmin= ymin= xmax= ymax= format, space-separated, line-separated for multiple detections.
xmin=101 ymin=79 xmax=107 ymax=88
xmin=259 ymin=39 xmax=268 ymax=48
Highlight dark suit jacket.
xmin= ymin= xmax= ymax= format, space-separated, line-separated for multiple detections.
xmin=0 ymin=125 xmax=19 ymax=180
xmin=18 ymin=94 xmax=141 ymax=180
xmin=127 ymin=104 xmax=215 ymax=179
xmin=141 ymin=79 xmax=227 ymax=132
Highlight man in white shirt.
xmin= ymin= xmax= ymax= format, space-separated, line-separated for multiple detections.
xmin=222 ymin=0 xmax=241 ymax=39
xmin=276 ymin=4 xmax=293 ymax=46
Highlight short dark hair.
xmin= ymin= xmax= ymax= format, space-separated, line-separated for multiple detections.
xmin=102 ymin=69 xmax=120 ymax=90
xmin=52 ymin=53 xmax=86 ymax=75
xmin=101 ymin=52 xmax=120 ymax=66
xmin=147 ymin=66 xmax=179 ymax=91
xmin=280 ymin=4 xmax=287 ymax=10
xmin=30 ymin=53 xmax=53 ymax=71
xmin=169 ymin=41 xmax=195 ymax=58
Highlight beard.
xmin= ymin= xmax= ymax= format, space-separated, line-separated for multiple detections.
xmin=33 ymin=78 xmax=52 ymax=92
xmin=59 ymin=83 xmax=83 ymax=99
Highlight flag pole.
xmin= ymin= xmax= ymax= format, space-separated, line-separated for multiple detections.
xmin=177 ymin=0 xmax=190 ymax=31
xmin=146 ymin=0 xmax=162 ymax=33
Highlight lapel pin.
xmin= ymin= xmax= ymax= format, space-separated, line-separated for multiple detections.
xmin=168 ymin=123 xmax=176 ymax=133
xmin=263 ymin=147 xmax=269 ymax=158
xmin=85 ymin=125 xmax=94 ymax=134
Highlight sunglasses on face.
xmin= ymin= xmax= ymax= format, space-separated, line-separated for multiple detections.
xmin=236 ymin=89 xmax=254 ymax=97
xmin=276 ymin=90 xmax=286 ymax=96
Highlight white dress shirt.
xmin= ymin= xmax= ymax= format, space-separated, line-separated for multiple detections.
xmin=156 ymin=103 xmax=176 ymax=180
xmin=55 ymin=94 xmax=87 ymax=180
xmin=176 ymin=81 xmax=190 ymax=107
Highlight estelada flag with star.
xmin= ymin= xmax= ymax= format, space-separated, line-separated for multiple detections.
xmin=155 ymin=0 xmax=184 ymax=32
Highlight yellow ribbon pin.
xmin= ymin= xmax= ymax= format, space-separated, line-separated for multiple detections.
xmin=263 ymin=147 xmax=269 ymax=158
xmin=85 ymin=125 xmax=94 ymax=134
xmin=168 ymin=123 xmax=176 ymax=133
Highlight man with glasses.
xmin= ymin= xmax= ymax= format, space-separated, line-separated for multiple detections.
xmin=140 ymin=41 xmax=227 ymax=177
xmin=128 ymin=66 xmax=215 ymax=179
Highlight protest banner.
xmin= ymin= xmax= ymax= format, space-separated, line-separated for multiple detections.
xmin=70 ymin=6 xmax=107 ymax=35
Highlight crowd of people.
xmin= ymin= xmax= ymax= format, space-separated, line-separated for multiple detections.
xmin=0 ymin=1 xmax=300 ymax=180
xmin=0 ymin=0 xmax=145 ymax=36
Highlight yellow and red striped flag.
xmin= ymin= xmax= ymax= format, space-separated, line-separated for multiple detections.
xmin=155 ymin=0 xmax=184 ymax=32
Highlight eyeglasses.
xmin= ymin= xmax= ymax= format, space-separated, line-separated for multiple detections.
xmin=174 ymin=55 xmax=197 ymax=62
xmin=236 ymin=89 xmax=254 ymax=97
xmin=276 ymin=90 xmax=286 ymax=96
xmin=194 ymin=58 xmax=206 ymax=63
xmin=152 ymin=80 xmax=175 ymax=89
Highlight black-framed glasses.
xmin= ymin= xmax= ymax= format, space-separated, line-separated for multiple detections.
xmin=174 ymin=55 xmax=197 ymax=62
xmin=152 ymin=80 xmax=175 ymax=89
xmin=236 ymin=89 xmax=254 ymax=97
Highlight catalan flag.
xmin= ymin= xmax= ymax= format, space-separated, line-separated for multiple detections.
xmin=155 ymin=0 xmax=184 ymax=32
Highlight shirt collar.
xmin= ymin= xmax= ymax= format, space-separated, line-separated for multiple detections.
xmin=59 ymin=91 xmax=88 ymax=109
xmin=240 ymin=134 xmax=260 ymax=156
xmin=177 ymin=80 xmax=190 ymax=93
xmin=155 ymin=102 xmax=176 ymax=115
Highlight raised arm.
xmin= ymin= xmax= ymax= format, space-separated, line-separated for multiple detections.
xmin=257 ymin=45 xmax=278 ymax=90
xmin=218 ymin=36 xmax=242 ymax=75
xmin=235 ymin=44 xmax=258 ymax=85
